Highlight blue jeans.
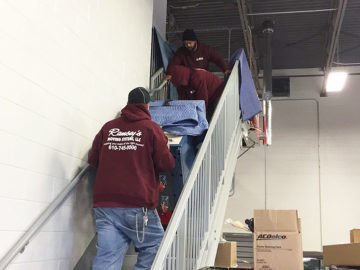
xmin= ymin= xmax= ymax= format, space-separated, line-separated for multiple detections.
xmin=92 ymin=207 xmax=164 ymax=270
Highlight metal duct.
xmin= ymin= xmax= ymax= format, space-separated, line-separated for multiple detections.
xmin=262 ymin=20 xmax=274 ymax=146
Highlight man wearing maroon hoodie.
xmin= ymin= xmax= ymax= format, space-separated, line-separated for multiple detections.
xmin=164 ymin=29 xmax=231 ymax=81
xmin=167 ymin=64 xmax=225 ymax=120
xmin=88 ymin=87 xmax=175 ymax=270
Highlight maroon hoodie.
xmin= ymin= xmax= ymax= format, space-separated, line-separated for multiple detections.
xmin=167 ymin=65 xmax=225 ymax=110
xmin=167 ymin=41 xmax=230 ymax=73
xmin=88 ymin=104 xmax=175 ymax=209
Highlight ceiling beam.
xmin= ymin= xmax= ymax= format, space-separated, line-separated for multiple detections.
xmin=321 ymin=0 xmax=348 ymax=97
xmin=248 ymin=8 xmax=336 ymax=17
xmin=167 ymin=27 xmax=242 ymax=34
xmin=236 ymin=0 xmax=261 ymax=92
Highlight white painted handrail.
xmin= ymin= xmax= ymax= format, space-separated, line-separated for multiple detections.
xmin=0 ymin=166 xmax=91 ymax=270
xmin=151 ymin=61 xmax=244 ymax=270
xmin=150 ymin=67 xmax=169 ymax=100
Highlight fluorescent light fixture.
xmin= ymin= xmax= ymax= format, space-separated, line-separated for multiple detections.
xmin=326 ymin=71 xmax=348 ymax=92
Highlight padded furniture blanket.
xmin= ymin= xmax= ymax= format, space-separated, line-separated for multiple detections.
xmin=150 ymin=100 xmax=208 ymax=136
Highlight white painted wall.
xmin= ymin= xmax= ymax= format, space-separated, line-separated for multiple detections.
xmin=0 ymin=0 xmax=154 ymax=268
xmin=153 ymin=0 xmax=167 ymax=39
xmin=224 ymin=69 xmax=360 ymax=252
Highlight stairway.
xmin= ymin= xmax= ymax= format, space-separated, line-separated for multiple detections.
xmin=74 ymin=60 xmax=251 ymax=270
xmin=150 ymin=60 xmax=248 ymax=270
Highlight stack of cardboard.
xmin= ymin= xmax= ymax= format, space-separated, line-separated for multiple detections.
xmin=350 ymin=229 xmax=360 ymax=244
xmin=214 ymin=241 xmax=237 ymax=268
xmin=253 ymin=210 xmax=303 ymax=270
xmin=323 ymin=228 xmax=360 ymax=267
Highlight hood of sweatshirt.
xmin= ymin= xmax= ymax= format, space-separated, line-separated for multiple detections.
xmin=167 ymin=65 xmax=191 ymax=87
xmin=121 ymin=103 xmax=151 ymax=122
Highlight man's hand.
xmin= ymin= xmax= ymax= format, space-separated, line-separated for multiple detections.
xmin=224 ymin=69 xmax=231 ymax=75
xmin=167 ymin=141 xmax=170 ymax=149
xmin=163 ymin=75 xmax=172 ymax=82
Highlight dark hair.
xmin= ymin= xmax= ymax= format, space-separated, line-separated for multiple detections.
xmin=128 ymin=87 xmax=150 ymax=104
xmin=182 ymin=29 xmax=197 ymax=41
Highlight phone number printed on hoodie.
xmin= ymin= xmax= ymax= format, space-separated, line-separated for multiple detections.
xmin=104 ymin=142 xmax=144 ymax=151
xmin=105 ymin=143 xmax=138 ymax=151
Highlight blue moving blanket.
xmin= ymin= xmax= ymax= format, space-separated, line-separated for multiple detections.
xmin=229 ymin=49 xmax=262 ymax=121
xmin=155 ymin=29 xmax=178 ymax=100
xmin=149 ymin=100 xmax=208 ymax=136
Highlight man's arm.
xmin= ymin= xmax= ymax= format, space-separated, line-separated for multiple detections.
xmin=207 ymin=45 xmax=231 ymax=74
xmin=152 ymin=128 xmax=175 ymax=172
xmin=164 ymin=49 xmax=183 ymax=81
xmin=88 ymin=129 xmax=103 ymax=168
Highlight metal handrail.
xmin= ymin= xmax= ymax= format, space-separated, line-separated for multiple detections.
xmin=151 ymin=61 xmax=242 ymax=269
xmin=150 ymin=80 xmax=168 ymax=96
xmin=149 ymin=67 xmax=169 ymax=101
xmin=150 ymin=68 xmax=164 ymax=88
xmin=0 ymin=165 xmax=91 ymax=270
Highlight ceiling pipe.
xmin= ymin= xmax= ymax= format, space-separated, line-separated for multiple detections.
xmin=262 ymin=20 xmax=274 ymax=146
xmin=321 ymin=0 xmax=347 ymax=97
xmin=333 ymin=61 xmax=360 ymax=66
xmin=236 ymin=0 xmax=261 ymax=92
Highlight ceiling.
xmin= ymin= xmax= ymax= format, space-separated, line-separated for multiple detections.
xmin=166 ymin=0 xmax=360 ymax=72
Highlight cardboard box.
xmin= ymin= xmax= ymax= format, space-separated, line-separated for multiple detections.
xmin=253 ymin=210 xmax=303 ymax=270
xmin=214 ymin=241 xmax=237 ymax=268
xmin=350 ymin=229 xmax=360 ymax=243
xmin=323 ymin=243 xmax=360 ymax=266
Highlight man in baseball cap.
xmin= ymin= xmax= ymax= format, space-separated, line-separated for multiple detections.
xmin=164 ymin=28 xmax=231 ymax=82
xmin=89 ymin=87 xmax=175 ymax=270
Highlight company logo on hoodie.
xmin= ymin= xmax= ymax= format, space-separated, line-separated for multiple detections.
xmin=104 ymin=128 xmax=144 ymax=151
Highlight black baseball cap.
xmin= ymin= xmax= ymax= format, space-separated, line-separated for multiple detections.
xmin=182 ymin=29 xmax=197 ymax=41
xmin=128 ymin=87 xmax=150 ymax=104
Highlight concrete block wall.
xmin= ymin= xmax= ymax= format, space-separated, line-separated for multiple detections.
xmin=224 ymin=70 xmax=360 ymax=251
xmin=0 ymin=0 xmax=154 ymax=269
